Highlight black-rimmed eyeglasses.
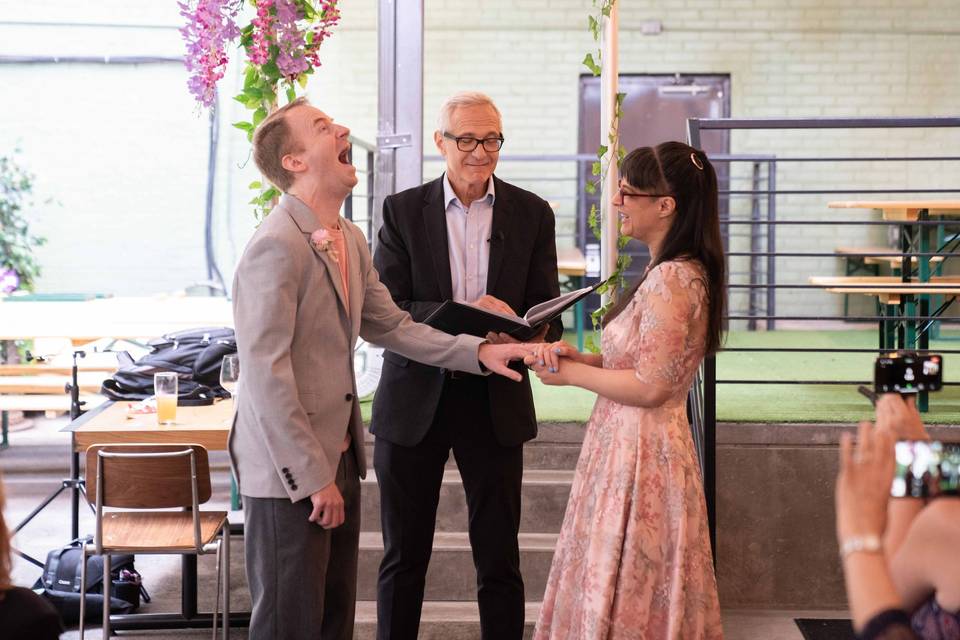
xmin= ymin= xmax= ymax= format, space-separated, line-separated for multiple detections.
xmin=442 ymin=132 xmax=505 ymax=152
xmin=616 ymin=185 xmax=673 ymax=200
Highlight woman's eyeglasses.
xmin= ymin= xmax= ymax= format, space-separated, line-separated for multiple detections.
xmin=616 ymin=185 xmax=673 ymax=200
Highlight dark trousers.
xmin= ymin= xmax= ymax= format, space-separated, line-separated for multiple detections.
xmin=243 ymin=448 xmax=361 ymax=640
xmin=375 ymin=375 xmax=525 ymax=640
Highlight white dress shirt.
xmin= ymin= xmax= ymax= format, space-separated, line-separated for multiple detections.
xmin=443 ymin=174 xmax=495 ymax=303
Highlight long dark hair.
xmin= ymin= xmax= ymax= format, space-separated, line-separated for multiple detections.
xmin=602 ymin=141 xmax=726 ymax=355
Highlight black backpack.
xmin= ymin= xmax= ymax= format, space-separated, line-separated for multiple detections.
xmin=101 ymin=327 xmax=236 ymax=406
xmin=34 ymin=540 xmax=150 ymax=623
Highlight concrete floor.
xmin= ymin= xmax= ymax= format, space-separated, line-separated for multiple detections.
xmin=2 ymin=415 xmax=847 ymax=639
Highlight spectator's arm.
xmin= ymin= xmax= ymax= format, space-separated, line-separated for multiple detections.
xmin=835 ymin=423 xmax=905 ymax=633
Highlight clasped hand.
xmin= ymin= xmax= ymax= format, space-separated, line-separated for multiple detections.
xmin=523 ymin=340 xmax=582 ymax=385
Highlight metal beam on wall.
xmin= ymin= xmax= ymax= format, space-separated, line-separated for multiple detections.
xmin=373 ymin=0 xmax=424 ymax=249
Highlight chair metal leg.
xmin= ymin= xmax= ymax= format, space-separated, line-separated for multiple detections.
xmin=223 ymin=522 xmax=230 ymax=640
xmin=102 ymin=553 xmax=111 ymax=639
xmin=79 ymin=544 xmax=88 ymax=640
xmin=212 ymin=544 xmax=222 ymax=640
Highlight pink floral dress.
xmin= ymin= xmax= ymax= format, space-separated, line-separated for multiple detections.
xmin=535 ymin=260 xmax=723 ymax=640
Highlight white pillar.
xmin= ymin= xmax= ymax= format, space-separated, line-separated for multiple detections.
xmin=374 ymin=0 xmax=424 ymax=250
xmin=599 ymin=4 xmax=619 ymax=305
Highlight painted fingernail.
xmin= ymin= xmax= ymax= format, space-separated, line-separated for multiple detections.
xmin=549 ymin=367 xmax=557 ymax=373
xmin=539 ymin=360 xmax=545 ymax=366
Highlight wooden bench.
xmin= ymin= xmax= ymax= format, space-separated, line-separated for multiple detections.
xmin=0 ymin=394 xmax=108 ymax=449
xmin=835 ymin=246 xmax=946 ymax=268
xmin=0 ymin=368 xmax=112 ymax=449
xmin=0 ymin=394 xmax=107 ymax=413
xmin=809 ymin=276 xmax=960 ymax=305
xmin=834 ymin=247 xmax=947 ymax=317
xmin=0 ymin=364 xmax=118 ymax=376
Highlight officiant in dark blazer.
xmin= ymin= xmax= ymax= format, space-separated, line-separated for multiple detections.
xmin=371 ymin=91 xmax=562 ymax=640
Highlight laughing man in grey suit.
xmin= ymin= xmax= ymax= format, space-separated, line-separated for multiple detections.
xmin=229 ymin=97 xmax=531 ymax=640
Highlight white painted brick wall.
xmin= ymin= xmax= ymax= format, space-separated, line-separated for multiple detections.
xmin=0 ymin=0 xmax=957 ymax=323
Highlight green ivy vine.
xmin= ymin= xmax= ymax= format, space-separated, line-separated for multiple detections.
xmin=583 ymin=0 xmax=629 ymax=350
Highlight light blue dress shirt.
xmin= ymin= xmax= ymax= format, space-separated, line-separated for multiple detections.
xmin=442 ymin=174 xmax=496 ymax=304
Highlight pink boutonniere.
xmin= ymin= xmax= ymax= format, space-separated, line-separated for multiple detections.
xmin=310 ymin=228 xmax=339 ymax=263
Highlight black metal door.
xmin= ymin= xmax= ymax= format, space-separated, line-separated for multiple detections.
xmin=577 ymin=73 xmax=731 ymax=317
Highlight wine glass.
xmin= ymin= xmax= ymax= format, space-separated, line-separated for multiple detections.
xmin=220 ymin=354 xmax=240 ymax=401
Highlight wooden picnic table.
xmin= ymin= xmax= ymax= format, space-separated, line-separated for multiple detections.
xmin=820 ymin=202 xmax=960 ymax=413
xmin=809 ymin=273 xmax=960 ymax=412
xmin=827 ymin=200 xmax=960 ymax=350
xmin=0 ymin=295 xmax=233 ymax=343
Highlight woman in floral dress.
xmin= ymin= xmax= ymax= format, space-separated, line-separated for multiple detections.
xmin=528 ymin=142 xmax=726 ymax=639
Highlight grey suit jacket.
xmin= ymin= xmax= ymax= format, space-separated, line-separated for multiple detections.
xmin=229 ymin=194 xmax=485 ymax=501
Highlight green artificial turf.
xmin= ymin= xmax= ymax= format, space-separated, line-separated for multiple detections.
xmin=360 ymin=330 xmax=960 ymax=425
xmin=716 ymin=329 xmax=960 ymax=423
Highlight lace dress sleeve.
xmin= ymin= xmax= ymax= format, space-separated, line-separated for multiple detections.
xmin=633 ymin=261 xmax=708 ymax=386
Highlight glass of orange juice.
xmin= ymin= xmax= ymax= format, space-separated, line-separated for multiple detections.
xmin=155 ymin=372 xmax=178 ymax=425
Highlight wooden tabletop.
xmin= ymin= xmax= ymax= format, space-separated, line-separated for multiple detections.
xmin=828 ymin=200 xmax=960 ymax=221
xmin=0 ymin=296 xmax=233 ymax=342
xmin=557 ymin=247 xmax=587 ymax=277
xmin=834 ymin=246 xmax=945 ymax=266
xmin=65 ymin=399 xmax=235 ymax=453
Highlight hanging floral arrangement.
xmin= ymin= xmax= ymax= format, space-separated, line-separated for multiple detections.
xmin=179 ymin=0 xmax=341 ymax=217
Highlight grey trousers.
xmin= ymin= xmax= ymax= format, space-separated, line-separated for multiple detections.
xmin=243 ymin=450 xmax=361 ymax=640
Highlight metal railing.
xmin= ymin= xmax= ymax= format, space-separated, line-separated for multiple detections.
xmin=343 ymin=136 xmax=377 ymax=243
xmin=686 ymin=115 xmax=960 ymax=551
xmin=423 ymin=153 xmax=774 ymax=327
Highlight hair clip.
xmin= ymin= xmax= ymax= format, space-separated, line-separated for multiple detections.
xmin=690 ymin=152 xmax=704 ymax=170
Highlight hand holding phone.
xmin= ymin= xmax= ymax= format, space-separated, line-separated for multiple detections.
xmin=875 ymin=394 xmax=927 ymax=441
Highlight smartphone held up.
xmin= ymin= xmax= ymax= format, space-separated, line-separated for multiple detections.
xmin=875 ymin=352 xmax=943 ymax=395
